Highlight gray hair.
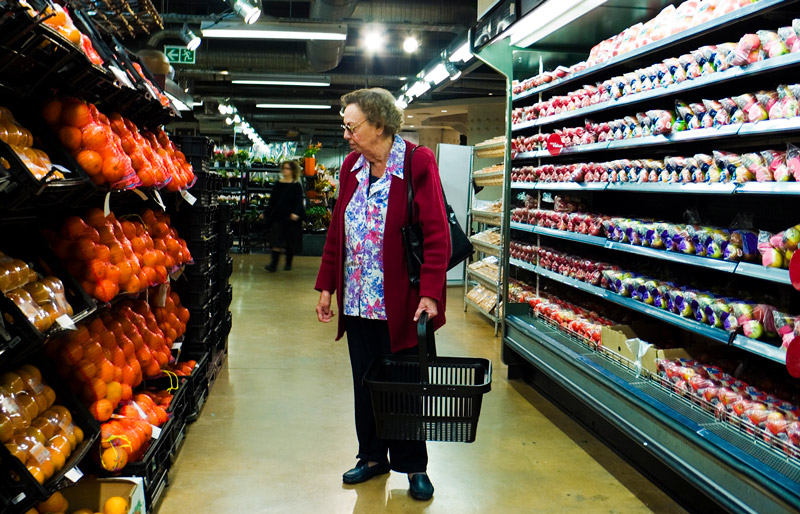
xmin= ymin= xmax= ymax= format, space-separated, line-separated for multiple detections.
xmin=341 ymin=88 xmax=403 ymax=138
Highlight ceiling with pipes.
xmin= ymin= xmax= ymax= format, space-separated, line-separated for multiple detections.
xmin=143 ymin=0 xmax=505 ymax=146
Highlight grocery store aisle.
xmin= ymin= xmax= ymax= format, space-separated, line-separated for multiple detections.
xmin=157 ymin=254 xmax=685 ymax=514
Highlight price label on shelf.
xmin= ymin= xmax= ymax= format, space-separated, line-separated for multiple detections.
xmin=153 ymin=190 xmax=166 ymax=211
xmin=103 ymin=192 xmax=111 ymax=217
xmin=169 ymin=267 xmax=184 ymax=281
xmin=132 ymin=188 xmax=148 ymax=201
xmin=55 ymin=314 xmax=77 ymax=330
xmin=180 ymin=189 xmax=197 ymax=205
xmin=172 ymin=341 xmax=183 ymax=350
xmin=51 ymin=164 xmax=71 ymax=175
xmin=150 ymin=425 xmax=162 ymax=439
xmin=65 ymin=467 xmax=83 ymax=483
xmin=156 ymin=283 xmax=168 ymax=307
xmin=604 ymin=240 xmax=614 ymax=249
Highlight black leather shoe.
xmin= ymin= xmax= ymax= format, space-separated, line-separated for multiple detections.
xmin=342 ymin=461 xmax=390 ymax=484
xmin=408 ymin=473 xmax=434 ymax=501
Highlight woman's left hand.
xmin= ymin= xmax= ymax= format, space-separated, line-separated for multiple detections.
xmin=414 ymin=296 xmax=438 ymax=322
xmin=289 ymin=213 xmax=300 ymax=221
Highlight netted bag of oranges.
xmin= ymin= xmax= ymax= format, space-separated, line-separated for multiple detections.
xmin=42 ymin=98 xmax=141 ymax=190
xmin=149 ymin=286 xmax=190 ymax=345
xmin=145 ymin=128 xmax=196 ymax=191
xmin=97 ymin=417 xmax=152 ymax=472
xmin=107 ymin=114 xmax=171 ymax=188
xmin=0 ymin=106 xmax=60 ymax=181
xmin=1 ymin=366 xmax=84 ymax=485
xmin=37 ymin=3 xmax=104 ymax=66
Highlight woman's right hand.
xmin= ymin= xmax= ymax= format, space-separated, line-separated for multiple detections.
xmin=316 ymin=290 xmax=335 ymax=323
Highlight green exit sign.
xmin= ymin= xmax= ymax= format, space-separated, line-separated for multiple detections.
xmin=164 ymin=45 xmax=195 ymax=64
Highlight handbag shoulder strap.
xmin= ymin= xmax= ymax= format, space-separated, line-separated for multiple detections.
xmin=405 ymin=145 xmax=419 ymax=226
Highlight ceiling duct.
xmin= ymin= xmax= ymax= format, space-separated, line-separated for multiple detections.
xmin=307 ymin=0 xmax=359 ymax=72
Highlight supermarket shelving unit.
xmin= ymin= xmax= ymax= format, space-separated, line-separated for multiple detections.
xmin=220 ymin=163 xmax=278 ymax=253
xmin=476 ymin=0 xmax=800 ymax=512
xmin=464 ymin=141 xmax=507 ymax=335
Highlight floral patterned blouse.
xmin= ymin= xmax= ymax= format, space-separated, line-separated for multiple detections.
xmin=343 ymin=135 xmax=406 ymax=319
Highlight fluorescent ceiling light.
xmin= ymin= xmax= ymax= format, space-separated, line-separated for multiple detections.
xmin=232 ymin=79 xmax=331 ymax=87
xmin=403 ymin=36 xmax=419 ymax=53
xmin=424 ymin=64 xmax=449 ymax=85
xmin=202 ymin=21 xmax=347 ymax=41
xmin=445 ymin=62 xmax=461 ymax=81
xmin=406 ymin=81 xmax=431 ymax=99
xmin=256 ymin=104 xmax=332 ymax=109
xmin=510 ymin=0 xmax=608 ymax=48
xmin=448 ymin=42 xmax=472 ymax=63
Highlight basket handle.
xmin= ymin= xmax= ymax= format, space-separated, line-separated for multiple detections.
xmin=416 ymin=311 xmax=436 ymax=384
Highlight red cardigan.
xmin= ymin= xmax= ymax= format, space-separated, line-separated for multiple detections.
xmin=315 ymin=141 xmax=450 ymax=353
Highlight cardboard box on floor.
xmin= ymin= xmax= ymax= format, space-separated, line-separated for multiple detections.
xmin=602 ymin=321 xmax=706 ymax=376
xmin=60 ymin=477 xmax=145 ymax=514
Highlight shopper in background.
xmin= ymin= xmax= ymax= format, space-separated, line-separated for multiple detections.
xmin=263 ymin=160 xmax=305 ymax=272
xmin=315 ymin=88 xmax=450 ymax=501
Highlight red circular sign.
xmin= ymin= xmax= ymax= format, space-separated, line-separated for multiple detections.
xmin=547 ymin=133 xmax=564 ymax=156
xmin=790 ymin=253 xmax=800 ymax=291
xmin=786 ymin=336 xmax=800 ymax=378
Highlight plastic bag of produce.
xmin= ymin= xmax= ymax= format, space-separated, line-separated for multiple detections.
xmin=758 ymin=230 xmax=788 ymax=268
xmin=733 ymin=93 xmax=768 ymax=123
xmin=687 ymin=102 xmax=710 ymax=129
xmin=646 ymin=223 xmax=668 ymax=249
xmin=713 ymin=43 xmax=737 ymax=71
xmin=648 ymin=109 xmax=675 ymax=134
xmin=665 ymin=57 xmax=687 ymax=84
xmin=758 ymin=30 xmax=789 ymax=58
xmin=679 ymin=53 xmax=702 ymax=79
xmin=742 ymin=152 xmax=771 ymax=182
xmin=695 ymin=153 xmax=720 ymax=182
xmin=730 ymin=34 xmax=762 ymax=67
xmin=761 ymin=150 xmax=790 ymax=182
xmin=787 ymin=143 xmax=800 ymax=181
xmin=692 ymin=46 xmax=717 ymax=75
xmin=778 ymin=26 xmax=799 ymax=49
xmin=719 ymin=97 xmax=744 ymax=124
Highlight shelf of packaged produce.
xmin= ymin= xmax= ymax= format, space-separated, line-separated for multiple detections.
xmin=509 ymin=257 xmax=537 ymax=274
xmin=532 ymin=265 xmax=785 ymax=364
xmin=503 ymin=307 xmax=800 ymax=513
xmin=510 ymin=0 xmax=796 ymax=102
xmin=464 ymin=296 xmax=500 ymax=323
xmin=514 ymin=120 xmax=800 ymax=162
xmin=734 ymin=262 xmax=792 ymax=285
xmin=470 ymin=210 xmax=503 ymax=226
xmin=512 ymin=52 xmax=800 ymax=131
xmin=469 ymin=238 xmax=501 ymax=257
xmin=515 ymin=223 xmax=793 ymax=285
xmin=511 ymin=181 xmax=800 ymax=195
xmin=735 ymin=182 xmax=800 ymax=195
xmin=466 ymin=268 xmax=501 ymax=289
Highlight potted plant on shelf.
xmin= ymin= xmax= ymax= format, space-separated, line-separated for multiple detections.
xmin=304 ymin=142 xmax=322 ymax=176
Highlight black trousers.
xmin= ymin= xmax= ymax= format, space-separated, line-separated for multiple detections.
xmin=345 ymin=316 xmax=428 ymax=473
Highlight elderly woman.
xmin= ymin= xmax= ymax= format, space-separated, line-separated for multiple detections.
xmin=315 ymin=88 xmax=450 ymax=501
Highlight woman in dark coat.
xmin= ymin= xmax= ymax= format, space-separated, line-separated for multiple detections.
xmin=315 ymin=88 xmax=450 ymax=501
xmin=264 ymin=160 xmax=305 ymax=271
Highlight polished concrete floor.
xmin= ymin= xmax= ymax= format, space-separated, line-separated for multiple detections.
xmin=157 ymin=254 xmax=686 ymax=514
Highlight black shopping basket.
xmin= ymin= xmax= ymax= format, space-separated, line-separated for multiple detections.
xmin=364 ymin=312 xmax=492 ymax=443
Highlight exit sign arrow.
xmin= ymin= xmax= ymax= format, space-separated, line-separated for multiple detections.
xmin=164 ymin=45 xmax=195 ymax=64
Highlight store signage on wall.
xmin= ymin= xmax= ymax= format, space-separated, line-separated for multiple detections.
xmin=546 ymin=133 xmax=564 ymax=156
xmin=164 ymin=45 xmax=195 ymax=64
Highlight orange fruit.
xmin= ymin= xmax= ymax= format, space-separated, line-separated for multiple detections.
xmin=73 ymin=510 xmax=93 ymax=514
xmin=103 ymin=496 xmax=128 ymax=514
xmin=105 ymin=381 xmax=122 ymax=405
xmin=89 ymin=399 xmax=113 ymax=421
xmin=74 ymin=359 xmax=97 ymax=382
xmin=82 ymin=378 xmax=107 ymax=402
xmin=62 ymin=102 xmax=92 ymax=128
xmin=42 ymin=6 xmax=67 ymax=27
xmin=37 ymin=491 xmax=68 ymax=513
xmin=101 ymin=154 xmax=126 ymax=183
xmin=42 ymin=99 xmax=63 ymax=125
xmin=97 ymin=359 xmax=115 ymax=383
xmin=100 ymin=445 xmax=128 ymax=472
xmin=58 ymin=125 xmax=82 ymax=150
xmin=77 ymin=149 xmax=103 ymax=175
xmin=82 ymin=124 xmax=109 ymax=151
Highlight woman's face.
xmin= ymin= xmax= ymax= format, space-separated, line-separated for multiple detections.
xmin=342 ymin=104 xmax=383 ymax=155
xmin=282 ymin=164 xmax=293 ymax=179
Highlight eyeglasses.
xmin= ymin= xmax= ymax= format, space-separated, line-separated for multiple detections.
xmin=341 ymin=118 xmax=367 ymax=134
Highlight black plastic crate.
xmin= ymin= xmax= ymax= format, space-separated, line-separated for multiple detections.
xmin=220 ymin=284 xmax=233 ymax=311
xmin=186 ymin=255 xmax=217 ymax=277
xmin=218 ymin=255 xmax=233 ymax=281
xmin=182 ymin=352 xmax=210 ymax=423
xmin=186 ymin=235 xmax=218 ymax=260
xmin=191 ymin=169 xmax=222 ymax=193
xmin=173 ymin=136 xmax=214 ymax=159
xmin=175 ymin=203 xmax=219 ymax=227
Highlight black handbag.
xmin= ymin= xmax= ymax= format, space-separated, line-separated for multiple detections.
xmin=402 ymin=146 xmax=474 ymax=286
